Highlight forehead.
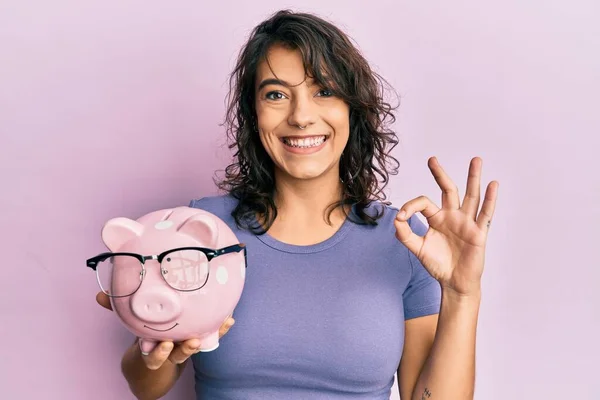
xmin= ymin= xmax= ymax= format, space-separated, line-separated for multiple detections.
xmin=255 ymin=44 xmax=313 ymax=87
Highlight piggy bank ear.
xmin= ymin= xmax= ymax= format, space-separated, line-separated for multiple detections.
xmin=101 ymin=218 xmax=144 ymax=251
xmin=176 ymin=213 xmax=218 ymax=247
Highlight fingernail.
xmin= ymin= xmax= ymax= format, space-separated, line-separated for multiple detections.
xmin=398 ymin=210 xmax=407 ymax=219
xmin=161 ymin=343 xmax=173 ymax=352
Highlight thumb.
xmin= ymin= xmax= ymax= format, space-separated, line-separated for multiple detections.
xmin=219 ymin=316 xmax=235 ymax=338
xmin=96 ymin=291 xmax=113 ymax=311
xmin=394 ymin=215 xmax=424 ymax=257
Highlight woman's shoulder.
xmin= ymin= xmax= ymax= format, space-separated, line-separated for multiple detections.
xmin=358 ymin=200 xmax=428 ymax=237
xmin=188 ymin=193 xmax=238 ymax=220
xmin=354 ymin=200 xmax=399 ymax=226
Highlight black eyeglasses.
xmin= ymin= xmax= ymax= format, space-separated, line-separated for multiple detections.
xmin=86 ymin=244 xmax=247 ymax=298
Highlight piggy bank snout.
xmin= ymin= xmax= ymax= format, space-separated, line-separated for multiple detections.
xmin=130 ymin=288 xmax=182 ymax=324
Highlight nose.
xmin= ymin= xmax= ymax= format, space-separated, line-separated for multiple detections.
xmin=130 ymin=287 xmax=182 ymax=324
xmin=288 ymin=96 xmax=317 ymax=129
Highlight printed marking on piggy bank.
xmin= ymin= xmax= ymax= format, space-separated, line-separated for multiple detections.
xmin=86 ymin=206 xmax=247 ymax=355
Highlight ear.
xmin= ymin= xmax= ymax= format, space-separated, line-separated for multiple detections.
xmin=101 ymin=217 xmax=144 ymax=251
xmin=176 ymin=213 xmax=219 ymax=247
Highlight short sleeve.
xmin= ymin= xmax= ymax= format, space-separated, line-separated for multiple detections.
xmin=188 ymin=197 xmax=208 ymax=209
xmin=402 ymin=215 xmax=441 ymax=320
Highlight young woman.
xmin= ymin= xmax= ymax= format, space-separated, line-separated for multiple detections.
xmin=97 ymin=10 xmax=498 ymax=400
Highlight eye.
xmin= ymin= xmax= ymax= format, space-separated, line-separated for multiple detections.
xmin=265 ymin=91 xmax=286 ymax=100
xmin=316 ymin=88 xmax=334 ymax=97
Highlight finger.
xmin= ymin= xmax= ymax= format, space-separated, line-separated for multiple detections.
xmin=396 ymin=195 xmax=440 ymax=221
xmin=219 ymin=317 xmax=235 ymax=338
xmin=461 ymin=157 xmax=482 ymax=219
xmin=168 ymin=339 xmax=202 ymax=365
xmin=428 ymin=156 xmax=460 ymax=209
xmin=96 ymin=291 xmax=112 ymax=311
xmin=394 ymin=216 xmax=425 ymax=256
xmin=476 ymin=181 xmax=499 ymax=230
xmin=394 ymin=196 xmax=438 ymax=255
xmin=143 ymin=341 xmax=174 ymax=370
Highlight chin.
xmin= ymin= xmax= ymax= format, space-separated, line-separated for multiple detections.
xmin=283 ymin=161 xmax=337 ymax=181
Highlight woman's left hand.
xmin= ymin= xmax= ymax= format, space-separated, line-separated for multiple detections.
xmin=394 ymin=156 xmax=499 ymax=298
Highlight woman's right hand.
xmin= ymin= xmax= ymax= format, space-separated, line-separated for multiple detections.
xmin=96 ymin=291 xmax=235 ymax=370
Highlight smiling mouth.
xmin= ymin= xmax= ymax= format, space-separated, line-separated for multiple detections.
xmin=281 ymin=135 xmax=328 ymax=148
xmin=143 ymin=323 xmax=179 ymax=332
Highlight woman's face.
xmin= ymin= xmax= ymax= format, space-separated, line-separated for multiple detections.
xmin=254 ymin=44 xmax=350 ymax=181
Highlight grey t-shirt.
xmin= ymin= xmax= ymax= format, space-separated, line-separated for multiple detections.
xmin=189 ymin=195 xmax=441 ymax=399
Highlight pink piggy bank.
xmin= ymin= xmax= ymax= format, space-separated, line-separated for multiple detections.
xmin=86 ymin=206 xmax=247 ymax=355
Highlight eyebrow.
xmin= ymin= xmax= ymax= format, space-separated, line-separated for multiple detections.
xmin=256 ymin=75 xmax=335 ymax=91
xmin=257 ymin=78 xmax=290 ymax=91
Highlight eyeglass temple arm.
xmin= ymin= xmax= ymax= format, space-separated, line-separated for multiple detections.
xmin=86 ymin=252 xmax=114 ymax=270
xmin=215 ymin=244 xmax=247 ymax=267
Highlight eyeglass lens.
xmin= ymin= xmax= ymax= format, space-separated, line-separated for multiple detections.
xmin=95 ymin=250 xmax=211 ymax=297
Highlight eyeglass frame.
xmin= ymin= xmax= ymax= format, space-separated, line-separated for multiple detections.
xmin=86 ymin=243 xmax=247 ymax=298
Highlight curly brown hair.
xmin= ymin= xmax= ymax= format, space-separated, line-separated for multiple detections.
xmin=215 ymin=9 xmax=400 ymax=234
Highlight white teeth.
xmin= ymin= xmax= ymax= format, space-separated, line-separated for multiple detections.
xmin=283 ymin=136 xmax=326 ymax=148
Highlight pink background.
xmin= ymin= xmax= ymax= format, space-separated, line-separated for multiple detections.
xmin=1 ymin=1 xmax=598 ymax=399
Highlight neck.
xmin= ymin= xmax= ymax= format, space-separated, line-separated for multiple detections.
xmin=261 ymin=167 xmax=349 ymax=246
xmin=273 ymin=168 xmax=344 ymax=222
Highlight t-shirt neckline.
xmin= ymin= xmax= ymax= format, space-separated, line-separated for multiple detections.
xmin=253 ymin=205 xmax=357 ymax=254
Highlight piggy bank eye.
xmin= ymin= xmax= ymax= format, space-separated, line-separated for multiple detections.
xmin=160 ymin=250 xmax=209 ymax=291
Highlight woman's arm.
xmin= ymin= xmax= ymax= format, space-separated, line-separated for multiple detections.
xmin=96 ymin=292 xmax=234 ymax=400
xmin=403 ymin=289 xmax=480 ymax=400
xmin=398 ymin=314 xmax=438 ymax=400
xmin=398 ymin=289 xmax=479 ymax=400
xmin=394 ymin=156 xmax=498 ymax=399
xmin=121 ymin=339 xmax=186 ymax=400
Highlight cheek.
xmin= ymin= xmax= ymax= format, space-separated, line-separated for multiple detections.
xmin=256 ymin=102 xmax=286 ymax=129
xmin=258 ymin=133 xmax=270 ymax=151
xmin=256 ymin=108 xmax=286 ymax=150
xmin=327 ymin=105 xmax=351 ymax=140
xmin=258 ymin=131 xmax=279 ymax=161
